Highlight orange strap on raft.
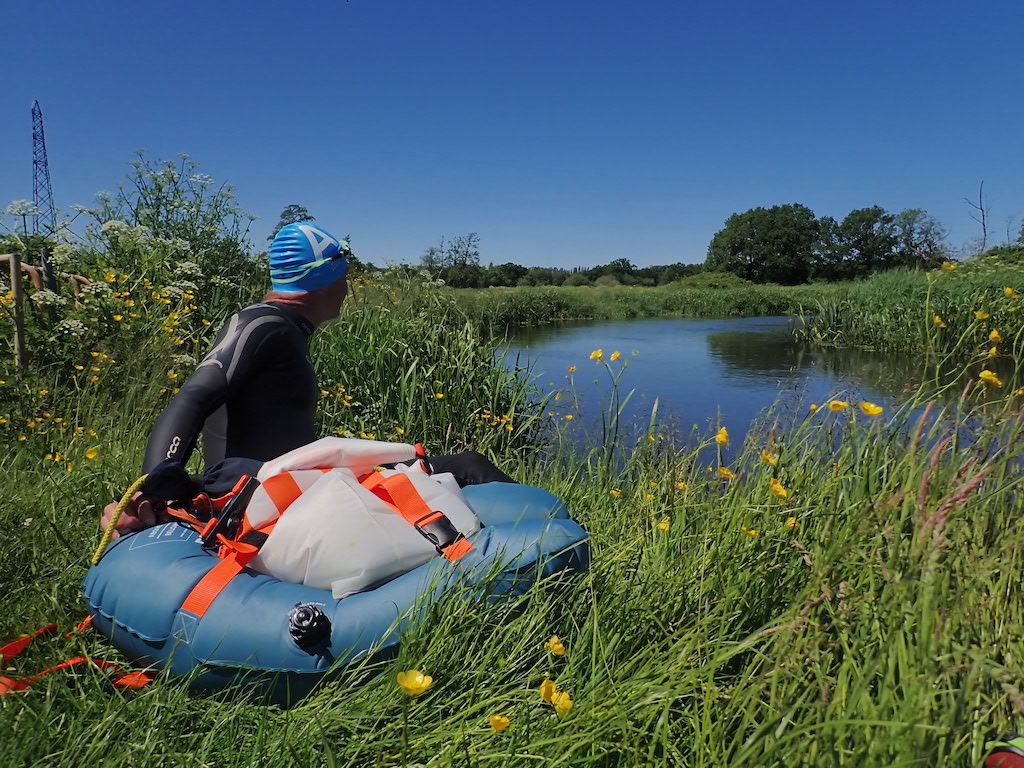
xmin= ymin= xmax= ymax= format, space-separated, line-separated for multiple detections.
xmin=180 ymin=544 xmax=258 ymax=618
xmin=0 ymin=617 xmax=151 ymax=695
xmin=360 ymin=471 xmax=474 ymax=562
xmin=174 ymin=452 xmax=472 ymax=619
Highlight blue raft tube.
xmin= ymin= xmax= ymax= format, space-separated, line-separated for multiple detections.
xmin=84 ymin=482 xmax=589 ymax=705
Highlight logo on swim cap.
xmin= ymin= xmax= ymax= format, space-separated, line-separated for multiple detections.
xmin=269 ymin=222 xmax=350 ymax=293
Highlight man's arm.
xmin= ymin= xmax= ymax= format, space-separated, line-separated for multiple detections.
xmin=141 ymin=309 xmax=290 ymax=473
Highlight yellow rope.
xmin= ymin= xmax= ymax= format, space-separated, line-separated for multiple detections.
xmin=91 ymin=475 xmax=148 ymax=565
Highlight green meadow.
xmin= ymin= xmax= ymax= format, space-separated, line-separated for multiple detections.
xmin=3 ymin=179 xmax=1024 ymax=766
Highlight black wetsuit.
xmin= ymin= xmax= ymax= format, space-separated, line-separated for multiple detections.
xmin=142 ymin=302 xmax=317 ymax=473
xmin=142 ymin=301 xmax=514 ymax=486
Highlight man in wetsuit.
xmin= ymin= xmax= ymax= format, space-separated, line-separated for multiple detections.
xmin=101 ymin=222 xmax=510 ymax=538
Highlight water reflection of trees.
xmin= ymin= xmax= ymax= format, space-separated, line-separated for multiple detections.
xmin=706 ymin=329 xmax=931 ymax=400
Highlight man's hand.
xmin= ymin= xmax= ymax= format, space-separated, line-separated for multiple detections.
xmin=99 ymin=492 xmax=172 ymax=540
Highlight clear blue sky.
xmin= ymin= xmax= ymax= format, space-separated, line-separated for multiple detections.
xmin=3 ymin=0 xmax=1022 ymax=268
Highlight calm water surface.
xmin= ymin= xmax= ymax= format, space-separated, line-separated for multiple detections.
xmin=506 ymin=316 xmax=928 ymax=446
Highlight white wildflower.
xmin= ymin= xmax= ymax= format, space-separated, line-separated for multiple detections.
xmin=101 ymin=220 xmax=129 ymax=234
xmin=79 ymin=282 xmax=112 ymax=299
xmin=54 ymin=319 xmax=88 ymax=338
xmin=6 ymin=200 xmax=42 ymax=217
xmin=32 ymin=289 xmax=68 ymax=307
xmin=174 ymin=261 xmax=203 ymax=278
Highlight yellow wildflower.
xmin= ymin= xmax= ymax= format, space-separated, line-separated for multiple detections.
xmin=435 ymin=393 xmax=444 ymax=399
xmin=489 ymin=714 xmax=511 ymax=732
xmin=544 ymin=635 xmax=566 ymax=656
xmin=828 ymin=400 xmax=849 ymax=412
xmin=113 ymin=315 xmax=123 ymax=321
xmin=565 ymin=414 xmax=574 ymax=420
xmin=809 ymin=404 xmax=819 ymax=412
xmin=66 ymin=463 xmax=73 ymax=472
xmin=18 ymin=435 xmax=26 ymax=441
xmin=785 ymin=517 xmax=798 ymax=529
xmin=674 ymin=481 xmax=687 ymax=491
xmin=941 ymin=261 xmax=957 ymax=271
xmin=718 ymin=467 xmax=735 ymax=479
xmin=975 ymin=310 xmax=990 ymax=320
xmin=990 ymin=329 xmax=1003 ymax=343
xmin=104 ymin=271 xmax=117 ymax=282
xmin=979 ymin=369 xmax=1004 ymax=388
xmin=395 ymin=427 xmax=405 ymax=435
xmin=539 ymin=678 xmax=557 ymax=704
xmin=658 ymin=520 xmax=670 ymax=532
xmin=761 ymin=449 xmax=777 ymax=466
xmin=167 ymin=371 xmax=177 ymax=379
xmin=610 ymin=488 xmax=623 ymax=497
xmin=589 ymin=349 xmax=603 ymax=361
xmin=552 ymin=690 xmax=573 ymax=717
xmin=567 ymin=366 xmax=576 ymax=372
xmin=769 ymin=477 xmax=788 ymax=500
xmin=859 ymin=401 xmax=884 ymax=416
xmin=1005 ymin=287 xmax=1020 ymax=299
xmin=74 ymin=364 xmax=84 ymax=371
xmin=746 ymin=528 xmax=758 ymax=537
xmin=714 ymin=426 xmax=729 ymax=446
xmin=933 ymin=315 xmax=946 ymax=328
xmin=610 ymin=350 xmax=621 ymax=361
xmin=645 ymin=493 xmax=655 ymax=501
xmin=988 ymin=347 xmax=998 ymax=358
xmin=396 ymin=669 xmax=433 ymax=697
xmin=85 ymin=447 xmax=99 ymax=460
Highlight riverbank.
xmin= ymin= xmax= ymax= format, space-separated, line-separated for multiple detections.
xmin=449 ymin=280 xmax=837 ymax=330
xmin=3 ymin=261 xmax=1024 ymax=766
xmin=795 ymin=263 xmax=1024 ymax=360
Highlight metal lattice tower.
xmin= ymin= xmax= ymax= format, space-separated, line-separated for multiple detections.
xmin=31 ymin=100 xmax=57 ymax=237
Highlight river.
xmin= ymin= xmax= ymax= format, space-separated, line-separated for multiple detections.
xmin=505 ymin=316 xmax=932 ymax=449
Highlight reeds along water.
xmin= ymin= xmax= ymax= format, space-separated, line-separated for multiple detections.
xmin=3 ymin=262 xmax=1024 ymax=766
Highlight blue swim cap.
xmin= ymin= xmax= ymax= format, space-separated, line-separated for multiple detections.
xmin=269 ymin=222 xmax=350 ymax=293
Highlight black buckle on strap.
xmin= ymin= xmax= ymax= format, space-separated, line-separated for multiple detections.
xmin=414 ymin=512 xmax=463 ymax=555
xmin=201 ymin=476 xmax=260 ymax=551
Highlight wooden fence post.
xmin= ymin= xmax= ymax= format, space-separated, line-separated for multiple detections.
xmin=6 ymin=252 xmax=27 ymax=369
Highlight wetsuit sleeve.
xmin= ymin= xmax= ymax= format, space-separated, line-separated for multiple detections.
xmin=141 ymin=311 xmax=291 ymax=473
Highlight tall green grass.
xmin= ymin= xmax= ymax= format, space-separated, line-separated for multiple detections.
xmin=452 ymin=282 xmax=840 ymax=331
xmin=3 ymin=274 xmax=1024 ymax=765
xmin=796 ymin=265 xmax=1024 ymax=361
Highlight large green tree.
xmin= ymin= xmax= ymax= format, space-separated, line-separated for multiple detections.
xmin=835 ymin=206 xmax=900 ymax=278
xmin=894 ymin=209 xmax=949 ymax=267
xmin=705 ymin=204 xmax=819 ymax=284
xmin=267 ymin=204 xmax=314 ymax=242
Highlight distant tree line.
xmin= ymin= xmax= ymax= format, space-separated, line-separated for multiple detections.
xmin=418 ymin=232 xmax=700 ymax=288
xmin=705 ymin=204 xmax=953 ymax=285
xmin=270 ymin=200 xmax=1022 ymax=290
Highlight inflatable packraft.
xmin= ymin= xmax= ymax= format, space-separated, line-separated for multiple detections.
xmin=84 ymin=477 xmax=589 ymax=705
